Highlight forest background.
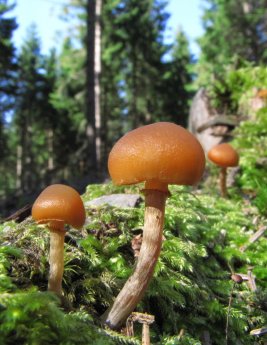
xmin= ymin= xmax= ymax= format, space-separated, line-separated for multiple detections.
xmin=1 ymin=0 xmax=267 ymax=216
xmin=1 ymin=1 xmax=267 ymax=344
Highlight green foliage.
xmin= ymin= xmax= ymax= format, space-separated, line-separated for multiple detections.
xmin=160 ymin=333 xmax=201 ymax=344
xmin=224 ymin=66 xmax=267 ymax=109
xmin=0 ymin=0 xmax=17 ymax=119
xmin=197 ymin=0 xmax=267 ymax=88
xmin=234 ymin=112 xmax=267 ymax=193
xmin=1 ymin=3 xmax=267 ymax=344
xmin=0 ymin=240 xmax=20 ymax=292
xmin=0 ymin=0 xmax=18 ymax=197
xmin=203 ymin=64 xmax=267 ymax=113
xmin=161 ymin=30 xmax=194 ymax=127
xmin=198 ymin=64 xmax=267 ymax=217
xmin=0 ymin=290 xmax=123 ymax=345
xmin=0 ymin=182 xmax=266 ymax=344
xmin=1 ymin=0 xmax=196 ymax=199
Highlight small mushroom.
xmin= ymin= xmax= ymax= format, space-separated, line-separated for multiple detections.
xmin=231 ymin=274 xmax=243 ymax=284
xmin=207 ymin=143 xmax=239 ymax=197
xmin=104 ymin=122 xmax=205 ymax=329
xmin=32 ymin=184 xmax=86 ymax=296
xmin=126 ymin=312 xmax=155 ymax=345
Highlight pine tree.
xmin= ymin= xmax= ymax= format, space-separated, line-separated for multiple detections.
xmin=51 ymin=37 xmax=88 ymax=179
xmin=0 ymin=0 xmax=17 ymax=153
xmin=101 ymin=0 xmax=170 ymax=133
xmin=197 ymin=0 xmax=267 ymax=85
xmin=13 ymin=25 xmax=55 ymax=192
xmin=55 ymin=0 xmax=103 ymax=176
xmin=0 ymin=0 xmax=17 ymax=196
xmin=56 ymin=0 xmax=171 ymax=172
xmin=160 ymin=29 xmax=194 ymax=127
xmin=121 ymin=0 xmax=169 ymax=128
xmin=85 ymin=0 xmax=102 ymax=171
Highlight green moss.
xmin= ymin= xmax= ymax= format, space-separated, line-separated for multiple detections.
xmin=1 ymin=181 xmax=266 ymax=344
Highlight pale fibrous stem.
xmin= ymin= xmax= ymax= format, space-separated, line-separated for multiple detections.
xmin=48 ymin=226 xmax=66 ymax=296
xmin=220 ymin=167 xmax=227 ymax=198
xmin=104 ymin=186 xmax=168 ymax=330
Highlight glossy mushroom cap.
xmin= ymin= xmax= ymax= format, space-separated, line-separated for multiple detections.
xmin=207 ymin=143 xmax=239 ymax=168
xmin=32 ymin=184 xmax=86 ymax=230
xmin=108 ymin=122 xmax=205 ymax=189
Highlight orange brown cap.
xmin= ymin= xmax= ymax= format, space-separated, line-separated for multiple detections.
xmin=256 ymin=89 xmax=267 ymax=98
xmin=32 ymin=184 xmax=86 ymax=231
xmin=108 ymin=122 xmax=205 ymax=191
xmin=208 ymin=143 xmax=239 ymax=168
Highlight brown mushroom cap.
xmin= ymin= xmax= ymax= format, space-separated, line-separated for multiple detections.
xmin=32 ymin=184 xmax=86 ymax=230
xmin=108 ymin=122 xmax=205 ymax=188
xmin=208 ymin=143 xmax=239 ymax=168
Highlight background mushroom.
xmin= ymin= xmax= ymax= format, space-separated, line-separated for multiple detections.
xmin=104 ymin=122 xmax=205 ymax=329
xmin=32 ymin=184 xmax=86 ymax=297
xmin=207 ymin=143 xmax=239 ymax=197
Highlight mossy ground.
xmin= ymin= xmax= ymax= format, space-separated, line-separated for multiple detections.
xmin=0 ymin=181 xmax=266 ymax=345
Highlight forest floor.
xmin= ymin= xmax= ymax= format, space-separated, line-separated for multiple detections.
xmin=0 ymin=181 xmax=266 ymax=344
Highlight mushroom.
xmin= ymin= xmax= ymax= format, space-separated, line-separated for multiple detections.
xmin=231 ymin=274 xmax=243 ymax=284
xmin=32 ymin=184 xmax=86 ymax=296
xmin=207 ymin=143 xmax=239 ymax=197
xmin=104 ymin=122 xmax=205 ymax=329
xmin=126 ymin=312 xmax=155 ymax=344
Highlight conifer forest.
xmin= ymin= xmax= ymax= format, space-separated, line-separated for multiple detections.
xmin=0 ymin=0 xmax=267 ymax=344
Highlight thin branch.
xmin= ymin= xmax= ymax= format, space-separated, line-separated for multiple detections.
xmin=240 ymin=226 xmax=267 ymax=252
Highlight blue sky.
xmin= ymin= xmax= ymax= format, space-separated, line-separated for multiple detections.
xmin=11 ymin=0 xmax=204 ymax=56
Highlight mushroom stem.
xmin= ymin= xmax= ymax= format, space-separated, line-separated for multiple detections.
xmin=48 ymin=229 xmax=66 ymax=296
xmin=219 ymin=167 xmax=227 ymax=197
xmin=142 ymin=323 xmax=151 ymax=345
xmin=105 ymin=189 xmax=168 ymax=330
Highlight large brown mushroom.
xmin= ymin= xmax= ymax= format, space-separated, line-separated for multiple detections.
xmin=104 ymin=122 xmax=205 ymax=329
xmin=207 ymin=143 xmax=239 ymax=197
xmin=32 ymin=184 xmax=86 ymax=296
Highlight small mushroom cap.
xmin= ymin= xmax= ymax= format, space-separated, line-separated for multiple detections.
xmin=32 ymin=184 xmax=86 ymax=230
xmin=231 ymin=274 xmax=243 ymax=284
xmin=108 ymin=122 xmax=205 ymax=187
xmin=256 ymin=89 xmax=267 ymax=98
xmin=208 ymin=143 xmax=239 ymax=168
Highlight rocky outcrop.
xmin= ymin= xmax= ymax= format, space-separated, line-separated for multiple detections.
xmin=188 ymin=89 xmax=239 ymax=152
xmin=85 ymin=193 xmax=142 ymax=208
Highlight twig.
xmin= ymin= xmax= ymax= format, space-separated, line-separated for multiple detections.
xmin=247 ymin=267 xmax=257 ymax=292
xmin=3 ymin=204 xmax=32 ymax=223
xmin=240 ymin=226 xmax=267 ymax=252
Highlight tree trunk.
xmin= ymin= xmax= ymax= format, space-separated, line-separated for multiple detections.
xmin=24 ymin=121 xmax=34 ymax=193
xmin=95 ymin=0 xmax=102 ymax=168
xmin=16 ymin=144 xmax=22 ymax=190
xmin=47 ymin=128 xmax=54 ymax=172
xmin=85 ymin=0 xmax=102 ymax=173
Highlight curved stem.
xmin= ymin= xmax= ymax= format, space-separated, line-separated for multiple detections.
xmin=104 ymin=189 xmax=167 ymax=330
xmin=220 ymin=167 xmax=227 ymax=198
xmin=48 ymin=229 xmax=66 ymax=296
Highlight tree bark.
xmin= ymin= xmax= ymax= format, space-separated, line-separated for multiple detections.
xmin=85 ymin=0 xmax=102 ymax=172
xmin=95 ymin=0 xmax=102 ymax=168
xmin=16 ymin=144 xmax=22 ymax=190
xmin=47 ymin=128 xmax=54 ymax=172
